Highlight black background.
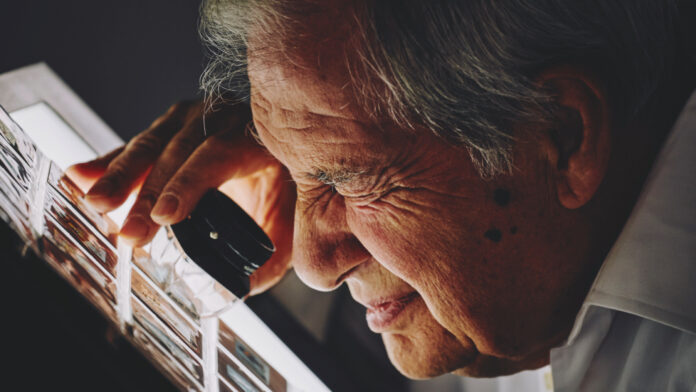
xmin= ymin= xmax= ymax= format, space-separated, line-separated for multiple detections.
xmin=0 ymin=0 xmax=204 ymax=141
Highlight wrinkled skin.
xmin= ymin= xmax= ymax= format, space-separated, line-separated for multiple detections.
xmin=244 ymin=47 xmax=607 ymax=377
xmin=71 ymin=29 xmax=622 ymax=380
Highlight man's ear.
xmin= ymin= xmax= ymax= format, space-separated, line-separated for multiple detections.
xmin=538 ymin=66 xmax=612 ymax=210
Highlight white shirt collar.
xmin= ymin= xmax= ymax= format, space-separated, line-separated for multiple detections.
xmin=565 ymin=90 xmax=696 ymax=344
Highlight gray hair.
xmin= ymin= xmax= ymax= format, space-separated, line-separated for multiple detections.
xmin=199 ymin=0 xmax=678 ymax=177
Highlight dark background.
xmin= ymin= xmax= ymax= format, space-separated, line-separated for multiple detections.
xmin=0 ymin=1 xmax=406 ymax=391
xmin=1 ymin=0 xmax=204 ymax=140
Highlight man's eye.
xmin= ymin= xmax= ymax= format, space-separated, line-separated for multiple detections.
xmin=343 ymin=190 xmax=383 ymax=205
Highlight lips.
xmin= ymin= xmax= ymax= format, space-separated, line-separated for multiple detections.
xmin=365 ymin=292 xmax=419 ymax=332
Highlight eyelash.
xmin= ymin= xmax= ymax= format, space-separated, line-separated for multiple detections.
xmin=303 ymin=178 xmax=396 ymax=207
xmin=342 ymin=188 xmax=388 ymax=206
xmin=312 ymin=182 xmax=377 ymax=205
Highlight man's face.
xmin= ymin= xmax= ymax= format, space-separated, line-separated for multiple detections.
xmin=247 ymin=46 xmax=595 ymax=378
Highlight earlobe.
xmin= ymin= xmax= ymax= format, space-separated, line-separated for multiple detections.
xmin=538 ymin=67 xmax=612 ymax=210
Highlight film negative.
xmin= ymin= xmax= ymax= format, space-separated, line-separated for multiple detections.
xmin=219 ymin=321 xmax=287 ymax=392
xmin=43 ymin=215 xmax=117 ymax=293
xmin=131 ymin=265 xmax=203 ymax=356
xmin=47 ymin=162 xmax=116 ymax=239
xmin=41 ymin=237 xmax=118 ymax=323
xmin=167 ymin=257 xmax=209 ymax=322
xmin=130 ymin=319 xmax=204 ymax=392
xmin=218 ymin=347 xmax=266 ymax=392
xmin=41 ymin=217 xmax=118 ymax=322
xmin=133 ymin=228 xmax=181 ymax=290
xmin=0 ymin=103 xmax=40 ymax=236
xmin=0 ymin=105 xmax=38 ymax=169
xmin=0 ymin=161 xmax=31 ymax=217
xmin=219 ymin=377 xmax=241 ymax=392
xmin=132 ymin=245 xmax=173 ymax=290
xmin=45 ymin=185 xmax=118 ymax=275
xmin=0 ymin=200 xmax=34 ymax=245
xmin=0 ymin=138 xmax=32 ymax=199
xmin=131 ymin=295 xmax=204 ymax=383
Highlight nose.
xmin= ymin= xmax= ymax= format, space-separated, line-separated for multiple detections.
xmin=291 ymin=191 xmax=370 ymax=291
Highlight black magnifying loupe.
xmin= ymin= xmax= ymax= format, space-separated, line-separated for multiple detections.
xmin=170 ymin=189 xmax=275 ymax=299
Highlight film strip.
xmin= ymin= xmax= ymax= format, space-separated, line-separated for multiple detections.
xmin=0 ymin=105 xmax=290 ymax=392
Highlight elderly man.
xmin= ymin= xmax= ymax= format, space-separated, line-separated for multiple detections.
xmin=69 ymin=0 xmax=695 ymax=390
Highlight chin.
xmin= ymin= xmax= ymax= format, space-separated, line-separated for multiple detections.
xmin=384 ymin=331 xmax=550 ymax=380
xmin=376 ymin=298 xmax=478 ymax=379
xmin=381 ymin=320 xmax=480 ymax=379
xmin=379 ymin=310 xmax=551 ymax=380
xmin=382 ymin=333 xmax=460 ymax=379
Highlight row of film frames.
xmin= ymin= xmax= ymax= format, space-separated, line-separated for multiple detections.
xmin=0 ymin=105 xmax=288 ymax=392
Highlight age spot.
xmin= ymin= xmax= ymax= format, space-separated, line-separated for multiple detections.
xmin=484 ymin=228 xmax=502 ymax=242
xmin=493 ymin=188 xmax=511 ymax=207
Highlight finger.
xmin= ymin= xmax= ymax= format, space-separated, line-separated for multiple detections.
xmin=149 ymin=131 xmax=270 ymax=226
xmin=85 ymin=105 xmax=189 ymax=212
xmin=118 ymin=121 xmax=208 ymax=246
xmin=65 ymin=147 xmax=125 ymax=193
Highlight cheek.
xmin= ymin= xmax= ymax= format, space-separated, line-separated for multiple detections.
xmin=345 ymin=195 xmax=486 ymax=329
xmin=346 ymin=192 xmax=490 ymax=294
xmin=344 ymin=189 xmax=550 ymax=357
xmin=381 ymin=298 xmax=477 ymax=378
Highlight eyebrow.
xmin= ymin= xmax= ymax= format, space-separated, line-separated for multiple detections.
xmin=305 ymin=167 xmax=369 ymax=187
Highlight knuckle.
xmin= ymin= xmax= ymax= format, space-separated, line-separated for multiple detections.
xmin=166 ymin=171 xmax=197 ymax=195
xmin=173 ymin=130 xmax=205 ymax=153
xmin=103 ymin=161 xmax=129 ymax=182
xmin=171 ymin=174 xmax=194 ymax=191
xmin=127 ymin=132 xmax=164 ymax=154
xmin=136 ymin=190 xmax=159 ymax=211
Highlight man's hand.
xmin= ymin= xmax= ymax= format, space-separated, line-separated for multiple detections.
xmin=66 ymin=101 xmax=296 ymax=295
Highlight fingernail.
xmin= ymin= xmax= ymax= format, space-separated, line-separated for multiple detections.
xmin=87 ymin=178 xmax=115 ymax=198
xmin=120 ymin=216 xmax=150 ymax=242
xmin=151 ymin=194 xmax=179 ymax=220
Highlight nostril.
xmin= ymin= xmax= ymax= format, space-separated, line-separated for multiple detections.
xmin=334 ymin=263 xmax=362 ymax=287
xmin=293 ymin=256 xmax=366 ymax=292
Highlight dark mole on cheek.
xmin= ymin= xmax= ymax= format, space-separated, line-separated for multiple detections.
xmin=510 ymin=226 xmax=518 ymax=234
xmin=493 ymin=188 xmax=511 ymax=206
xmin=484 ymin=228 xmax=502 ymax=242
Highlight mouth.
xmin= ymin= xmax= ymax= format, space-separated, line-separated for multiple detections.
xmin=365 ymin=292 xmax=419 ymax=332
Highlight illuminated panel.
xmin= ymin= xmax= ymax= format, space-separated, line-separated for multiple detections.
xmin=41 ymin=215 xmax=118 ymax=323
xmin=0 ymin=89 xmax=330 ymax=392
xmin=131 ymin=319 xmax=205 ymax=392
xmin=220 ymin=304 xmax=330 ymax=392
xmin=10 ymin=102 xmax=96 ymax=170
xmin=45 ymin=184 xmax=118 ymax=275
xmin=131 ymin=295 xmax=205 ymax=383
xmin=131 ymin=264 xmax=203 ymax=356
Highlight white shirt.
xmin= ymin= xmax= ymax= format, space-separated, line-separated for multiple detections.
xmin=411 ymin=91 xmax=696 ymax=392
xmin=548 ymin=90 xmax=696 ymax=391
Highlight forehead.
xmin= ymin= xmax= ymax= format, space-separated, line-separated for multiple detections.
xmin=246 ymin=39 xmax=402 ymax=168
xmin=247 ymin=38 xmax=362 ymax=120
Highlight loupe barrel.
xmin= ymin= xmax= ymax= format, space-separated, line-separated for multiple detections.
xmin=171 ymin=189 xmax=275 ymax=299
